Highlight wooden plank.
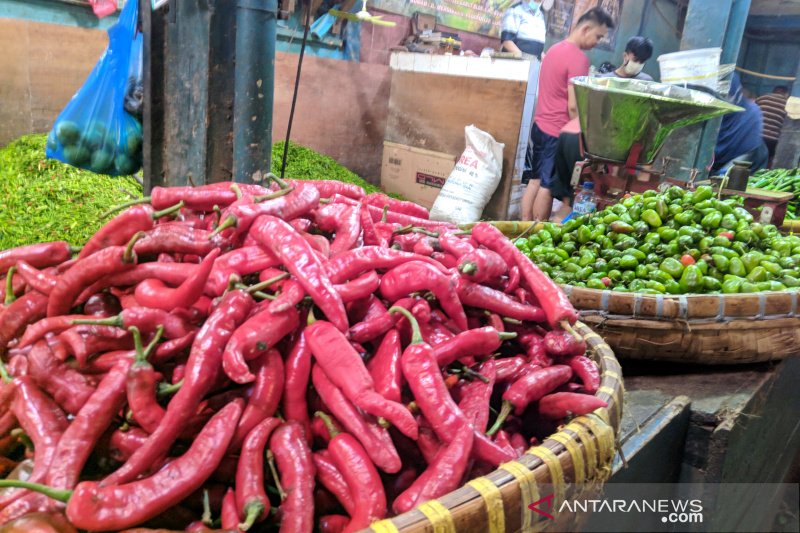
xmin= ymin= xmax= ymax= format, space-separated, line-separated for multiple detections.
xmin=272 ymin=52 xmax=390 ymax=184
xmin=385 ymin=70 xmax=527 ymax=219
xmin=0 ymin=20 xmax=33 ymax=145
xmin=140 ymin=0 xmax=167 ymax=191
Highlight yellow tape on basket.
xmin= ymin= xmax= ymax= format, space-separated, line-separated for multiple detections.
xmin=566 ymin=421 xmax=598 ymax=477
xmin=467 ymin=477 xmax=506 ymax=533
xmin=369 ymin=520 xmax=400 ymax=533
xmin=528 ymin=446 xmax=565 ymax=505
xmin=417 ymin=500 xmax=456 ymax=533
xmin=549 ymin=431 xmax=585 ymax=485
xmin=575 ymin=413 xmax=615 ymax=480
xmin=499 ymin=460 xmax=540 ymax=533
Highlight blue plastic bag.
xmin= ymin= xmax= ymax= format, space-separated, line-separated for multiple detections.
xmin=46 ymin=0 xmax=143 ymax=176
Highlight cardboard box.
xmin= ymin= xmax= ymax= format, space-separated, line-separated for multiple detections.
xmin=381 ymin=142 xmax=457 ymax=209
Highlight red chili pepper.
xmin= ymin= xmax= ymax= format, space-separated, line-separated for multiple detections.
xmin=538 ymin=392 xmax=608 ymax=420
xmin=494 ymin=356 xmax=528 ymax=383
xmin=213 ymin=185 xmax=320 ymax=239
xmin=314 ymin=203 xmax=362 ymax=256
xmin=220 ymin=487 xmax=241 ymax=531
xmin=391 ymin=232 xmax=424 ymax=253
xmin=416 ymin=415 xmax=443 ymax=464
xmin=252 ymin=215 xmax=348 ymax=332
xmin=46 ymin=358 xmax=131 ymax=490
xmin=0 ymin=376 xmax=68 ymax=508
xmin=432 ymin=327 xmax=516 ymax=366
xmin=412 ymin=237 xmax=436 ymax=257
xmin=0 ymin=400 xmax=244 ymax=531
xmin=47 ymin=234 xmax=142 ymax=317
xmin=488 ymin=365 xmax=573 ymax=436
xmin=222 ymin=307 xmax=298 ymax=384
xmin=392 ymin=307 xmax=514 ymax=466
xmin=268 ymin=279 xmax=307 ymax=313
xmin=270 ymin=421 xmax=316 ymax=533
xmin=311 ymin=365 xmax=402 ymax=474
xmin=56 ymin=325 xmax=132 ymax=367
xmin=438 ymin=233 xmax=474 ymax=258
xmin=133 ymin=225 xmax=220 ymax=258
xmin=25 ymin=342 xmax=94 ymax=416
xmin=0 ymin=292 xmax=49 ymax=354
xmin=504 ymin=266 xmax=521 ymax=293
xmin=103 ymin=290 xmax=253 ymax=486
xmin=316 ymin=411 xmax=386 ymax=531
xmin=334 ymin=270 xmax=380 ymax=304
xmin=230 ymin=349 xmax=284 ymax=452
xmin=373 ymin=221 xmax=399 ymax=249
xmin=543 ymin=328 xmax=587 ymax=357
xmin=288 ymin=179 xmax=365 ymax=200
xmin=83 ymin=293 xmax=122 ymax=317
xmin=149 ymin=185 xmax=239 ymax=211
xmin=13 ymin=261 xmax=57 ymax=295
xmin=457 ymin=359 xmax=496 ymax=432
xmin=347 ymin=297 xmax=414 ymax=344
xmin=282 ymin=333 xmax=313 ymax=444
xmin=431 ymin=251 xmax=458 ymax=269
xmin=0 ymin=272 xmax=26 ymax=307
xmin=204 ymin=247 xmax=279 ymax=296
xmin=0 ymin=242 xmax=74 ymax=277
xmin=457 ymin=248 xmax=508 ymax=284
xmin=126 ymin=327 xmax=167 ymax=434
xmin=455 ymin=277 xmax=546 ymax=323
xmin=363 ymin=193 xmax=429 ymax=220
xmin=319 ymin=514 xmax=350 ymax=533
xmin=326 ymin=247 xmax=446 ymax=284
xmin=77 ymin=262 xmax=198 ymax=305
xmin=393 ymin=422 xmax=473 ymax=514
xmin=313 ymin=450 xmax=356 ymax=516
xmin=360 ymin=208 xmax=383 ymax=247
xmin=472 ymin=223 xmax=578 ymax=328
xmin=108 ymin=428 xmax=149 ymax=463
xmin=306 ymin=320 xmax=418 ymax=440
xmin=80 ymin=203 xmax=184 ymax=260
xmin=565 ymin=356 xmax=600 ymax=394
xmin=17 ymin=315 xmax=95 ymax=349
xmin=133 ymin=249 xmax=220 ymax=311
xmin=366 ymin=329 xmax=403 ymax=403
xmin=381 ymin=261 xmax=468 ymax=331
xmin=364 ymin=204 xmax=455 ymax=232
xmin=72 ymin=307 xmax=195 ymax=340
xmin=0 ymin=511 xmax=78 ymax=533
xmin=235 ymin=417 xmax=280 ymax=531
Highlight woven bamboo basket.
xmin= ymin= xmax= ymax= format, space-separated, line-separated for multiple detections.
xmin=364 ymin=321 xmax=624 ymax=533
xmin=563 ymin=286 xmax=800 ymax=364
xmin=466 ymin=221 xmax=800 ymax=365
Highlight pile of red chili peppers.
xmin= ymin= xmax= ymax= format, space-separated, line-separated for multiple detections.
xmin=0 ymin=178 xmax=606 ymax=533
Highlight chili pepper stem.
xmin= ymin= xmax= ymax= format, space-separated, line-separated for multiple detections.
xmin=498 ymin=332 xmax=518 ymax=340
xmin=10 ymin=429 xmax=34 ymax=451
xmin=72 ymin=315 xmax=124 ymax=327
xmin=314 ymin=411 xmax=340 ymax=439
xmin=388 ymin=306 xmax=423 ymax=344
xmin=69 ymin=245 xmax=83 ymax=255
xmin=246 ymin=272 xmax=290 ymax=294
xmin=266 ymin=450 xmax=287 ymax=501
xmin=124 ymin=232 xmax=146 ymax=263
xmin=4 ymin=266 xmax=16 ymax=305
xmin=253 ymin=186 xmax=294 ymax=203
xmin=210 ymin=216 xmax=237 ymax=238
xmin=157 ymin=379 xmax=183 ymax=398
xmin=152 ymin=201 xmax=185 ymax=220
xmin=487 ymin=400 xmax=513 ymax=437
xmin=392 ymin=224 xmax=414 ymax=235
xmin=502 ymin=317 xmax=523 ymax=325
xmin=239 ymin=501 xmax=266 ymax=532
xmin=0 ymin=479 xmax=71 ymax=502
xmin=251 ymin=290 xmax=277 ymax=301
xmin=201 ymin=489 xmax=213 ymax=527
xmin=458 ymin=262 xmax=477 ymax=275
xmin=266 ymin=173 xmax=290 ymax=190
xmin=0 ymin=357 xmax=11 ymax=383
xmin=560 ymin=321 xmax=583 ymax=343
xmin=377 ymin=417 xmax=391 ymax=429
xmin=231 ymin=184 xmax=243 ymax=199
xmin=101 ymin=197 xmax=152 ymax=219
xmin=412 ymin=228 xmax=439 ymax=238
xmin=226 ymin=274 xmax=242 ymax=294
xmin=381 ymin=205 xmax=389 ymax=223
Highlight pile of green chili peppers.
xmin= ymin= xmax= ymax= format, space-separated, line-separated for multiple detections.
xmin=515 ymin=185 xmax=800 ymax=294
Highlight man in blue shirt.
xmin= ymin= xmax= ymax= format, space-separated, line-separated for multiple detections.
xmin=713 ymin=73 xmax=769 ymax=174
xmin=500 ymin=1 xmax=551 ymax=59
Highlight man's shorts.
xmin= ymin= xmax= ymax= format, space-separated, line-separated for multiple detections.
xmin=522 ymin=122 xmax=559 ymax=187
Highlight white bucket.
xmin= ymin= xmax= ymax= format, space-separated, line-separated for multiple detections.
xmin=657 ymin=47 xmax=723 ymax=92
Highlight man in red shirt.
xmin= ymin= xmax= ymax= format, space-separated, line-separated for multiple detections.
xmin=521 ymin=7 xmax=615 ymax=221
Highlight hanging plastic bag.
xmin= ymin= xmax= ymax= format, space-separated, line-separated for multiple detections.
xmin=46 ymin=0 xmax=144 ymax=176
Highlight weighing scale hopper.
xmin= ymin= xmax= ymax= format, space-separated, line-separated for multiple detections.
xmin=570 ymin=77 xmax=742 ymax=205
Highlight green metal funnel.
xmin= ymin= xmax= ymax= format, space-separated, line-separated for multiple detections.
xmin=572 ymin=76 xmax=742 ymax=165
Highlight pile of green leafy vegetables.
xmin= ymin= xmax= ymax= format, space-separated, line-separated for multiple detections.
xmin=271 ymin=141 xmax=382 ymax=194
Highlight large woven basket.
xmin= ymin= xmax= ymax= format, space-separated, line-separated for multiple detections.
xmin=466 ymin=221 xmax=800 ymax=365
xmin=364 ymin=321 xmax=624 ymax=533
xmin=564 ymin=286 xmax=800 ymax=364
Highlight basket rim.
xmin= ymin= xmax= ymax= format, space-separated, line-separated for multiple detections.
xmin=365 ymin=321 xmax=623 ymax=533
xmin=563 ymin=284 xmax=800 ymax=302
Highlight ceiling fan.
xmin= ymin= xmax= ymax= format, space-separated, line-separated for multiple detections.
xmin=328 ymin=0 xmax=397 ymax=27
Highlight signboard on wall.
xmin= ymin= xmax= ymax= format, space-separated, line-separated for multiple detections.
xmin=371 ymin=0 xmax=506 ymax=37
xmin=547 ymin=0 xmax=623 ymax=50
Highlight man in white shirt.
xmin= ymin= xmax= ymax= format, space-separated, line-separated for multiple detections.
xmin=500 ymin=1 xmax=552 ymax=59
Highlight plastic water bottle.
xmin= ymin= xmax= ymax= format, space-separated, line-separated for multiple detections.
xmin=573 ymin=182 xmax=598 ymax=215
